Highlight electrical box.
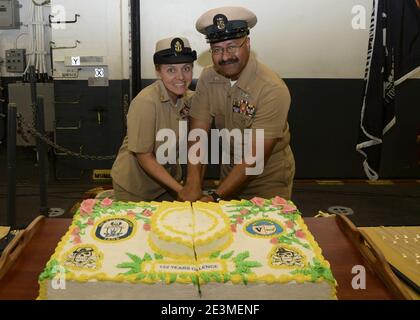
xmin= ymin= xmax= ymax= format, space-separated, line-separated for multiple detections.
xmin=0 ymin=0 xmax=21 ymax=29
xmin=5 ymin=49 xmax=26 ymax=73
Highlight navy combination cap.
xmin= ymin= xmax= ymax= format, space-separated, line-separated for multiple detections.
xmin=196 ymin=6 xmax=257 ymax=43
xmin=153 ymin=37 xmax=197 ymax=64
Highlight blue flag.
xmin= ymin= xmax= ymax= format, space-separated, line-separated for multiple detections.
xmin=356 ymin=0 xmax=420 ymax=180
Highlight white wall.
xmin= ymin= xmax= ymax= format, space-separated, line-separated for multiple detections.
xmin=2 ymin=1 xmax=419 ymax=81
xmin=140 ymin=0 xmax=377 ymax=79
xmin=50 ymin=0 xmax=130 ymax=80
xmin=0 ymin=0 xmax=52 ymax=77
xmin=0 ymin=0 xmax=130 ymax=80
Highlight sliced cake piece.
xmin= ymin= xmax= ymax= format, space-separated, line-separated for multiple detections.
xmin=194 ymin=198 xmax=337 ymax=300
xmin=39 ymin=199 xmax=199 ymax=300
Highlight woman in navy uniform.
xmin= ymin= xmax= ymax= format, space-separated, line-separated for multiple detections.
xmin=111 ymin=37 xmax=197 ymax=201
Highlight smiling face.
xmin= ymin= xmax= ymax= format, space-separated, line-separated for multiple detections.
xmin=210 ymin=37 xmax=250 ymax=80
xmin=156 ymin=63 xmax=193 ymax=103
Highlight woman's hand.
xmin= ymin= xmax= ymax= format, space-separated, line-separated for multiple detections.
xmin=136 ymin=153 xmax=183 ymax=193
xmin=177 ymin=183 xmax=202 ymax=202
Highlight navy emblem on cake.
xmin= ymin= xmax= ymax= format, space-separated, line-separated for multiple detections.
xmin=63 ymin=245 xmax=103 ymax=271
xmin=269 ymin=246 xmax=306 ymax=268
xmin=94 ymin=217 xmax=136 ymax=242
xmin=244 ymin=219 xmax=283 ymax=238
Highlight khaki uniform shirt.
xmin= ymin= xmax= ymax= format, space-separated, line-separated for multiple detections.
xmin=111 ymin=80 xmax=192 ymax=201
xmin=190 ymin=54 xmax=295 ymax=200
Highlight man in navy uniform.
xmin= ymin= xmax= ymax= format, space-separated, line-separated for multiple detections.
xmin=178 ymin=6 xmax=295 ymax=202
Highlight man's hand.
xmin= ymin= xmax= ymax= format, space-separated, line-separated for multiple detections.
xmin=177 ymin=183 xmax=202 ymax=202
xmin=199 ymin=195 xmax=214 ymax=202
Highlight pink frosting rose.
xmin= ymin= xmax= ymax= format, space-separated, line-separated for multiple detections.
xmin=285 ymin=220 xmax=295 ymax=229
xmin=143 ymin=223 xmax=151 ymax=231
xmin=80 ymin=199 xmax=96 ymax=215
xmin=127 ymin=210 xmax=136 ymax=218
xmin=236 ymin=217 xmax=244 ymax=224
xmin=71 ymin=227 xmax=80 ymax=235
xmin=73 ymin=235 xmax=81 ymax=244
xmin=282 ymin=204 xmax=297 ymax=214
xmin=230 ymin=224 xmax=237 ymax=233
xmin=87 ymin=219 xmax=94 ymax=226
xmin=240 ymin=209 xmax=250 ymax=215
xmin=296 ymin=230 xmax=306 ymax=239
xmin=271 ymin=196 xmax=288 ymax=206
xmin=143 ymin=209 xmax=153 ymax=217
xmin=251 ymin=197 xmax=265 ymax=207
xmin=101 ymin=198 xmax=113 ymax=207
xmin=270 ymin=238 xmax=279 ymax=244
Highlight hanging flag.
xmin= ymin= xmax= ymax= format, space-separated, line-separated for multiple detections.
xmin=356 ymin=0 xmax=420 ymax=180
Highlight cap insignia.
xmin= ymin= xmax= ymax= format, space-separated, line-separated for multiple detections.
xmin=171 ymin=38 xmax=185 ymax=56
xmin=213 ymin=14 xmax=227 ymax=31
xmin=175 ymin=41 xmax=183 ymax=53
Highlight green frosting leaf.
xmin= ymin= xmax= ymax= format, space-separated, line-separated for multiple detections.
xmin=143 ymin=253 xmax=152 ymax=261
xmin=233 ymin=251 xmax=250 ymax=262
xmin=190 ymin=274 xmax=199 ymax=286
xmin=221 ymin=251 xmax=234 ymax=260
xmin=209 ymin=251 xmax=221 ymax=259
xmin=154 ymin=253 xmax=164 ymax=260
xmin=136 ymin=273 xmax=146 ymax=280
xmin=39 ymin=259 xmax=65 ymax=281
xmin=158 ymin=273 xmax=166 ymax=282
xmin=116 ymin=262 xmax=138 ymax=269
xmin=200 ymin=273 xmax=211 ymax=283
xmin=223 ymin=273 xmax=231 ymax=283
xmin=148 ymin=273 xmax=156 ymax=281
xmin=209 ymin=272 xmax=222 ymax=283
xmin=290 ymin=258 xmax=336 ymax=284
xmin=169 ymin=273 xmax=177 ymax=284
xmin=126 ymin=253 xmax=142 ymax=264
xmin=242 ymin=261 xmax=263 ymax=268
xmin=241 ymin=273 xmax=248 ymax=285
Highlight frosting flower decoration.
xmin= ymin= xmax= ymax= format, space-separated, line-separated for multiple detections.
xmin=80 ymin=199 xmax=96 ymax=215
xmin=240 ymin=209 xmax=250 ymax=215
xmin=285 ymin=220 xmax=295 ymax=229
xmin=143 ymin=223 xmax=151 ymax=231
xmin=127 ymin=210 xmax=136 ymax=218
xmin=73 ymin=235 xmax=82 ymax=244
xmin=282 ymin=204 xmax=297 ymax=214
xmin=270 ymin=238 xmax=279 ymax=244
xmin=296 ymin=230 xmax=306 ymax=239
xmin=230 ymin=224 xmax=237 ymax=232
xmin=251 ymin=197 xmax=265 ymax=207
xmin=101 ymin=198 xmax=113 ymax=207
xmin=142 ymin=209 xmax=153 ymax=217
xmin=236 ymin=217 xmax=244 ymax=224
xmin=71 ymin=226 xmax=80 ymax=236
xmin=271 ymin=196 xmax=288 ymax=206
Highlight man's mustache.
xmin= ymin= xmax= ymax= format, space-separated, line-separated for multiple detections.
xmin=219 ymin=58 xmax=239 ymax=66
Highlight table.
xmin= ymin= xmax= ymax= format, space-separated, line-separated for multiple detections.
xmin=0 ymin=217 xmax=394 ymax=300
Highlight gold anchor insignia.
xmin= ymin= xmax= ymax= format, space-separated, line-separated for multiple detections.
xmin=174 ymin=41 xmax=183 ymax=53
xmin=216 ymin=17 xmax=225 ymax=30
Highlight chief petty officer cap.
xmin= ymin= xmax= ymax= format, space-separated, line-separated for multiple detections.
xmin=196 ymin=6 xmax=257 ymax=43
xmin=153 ymin=37 xmax=197 ymax=64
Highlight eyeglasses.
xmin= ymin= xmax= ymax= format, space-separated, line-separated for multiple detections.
xmin=209 ymin=38 xmax=247 ymax=56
